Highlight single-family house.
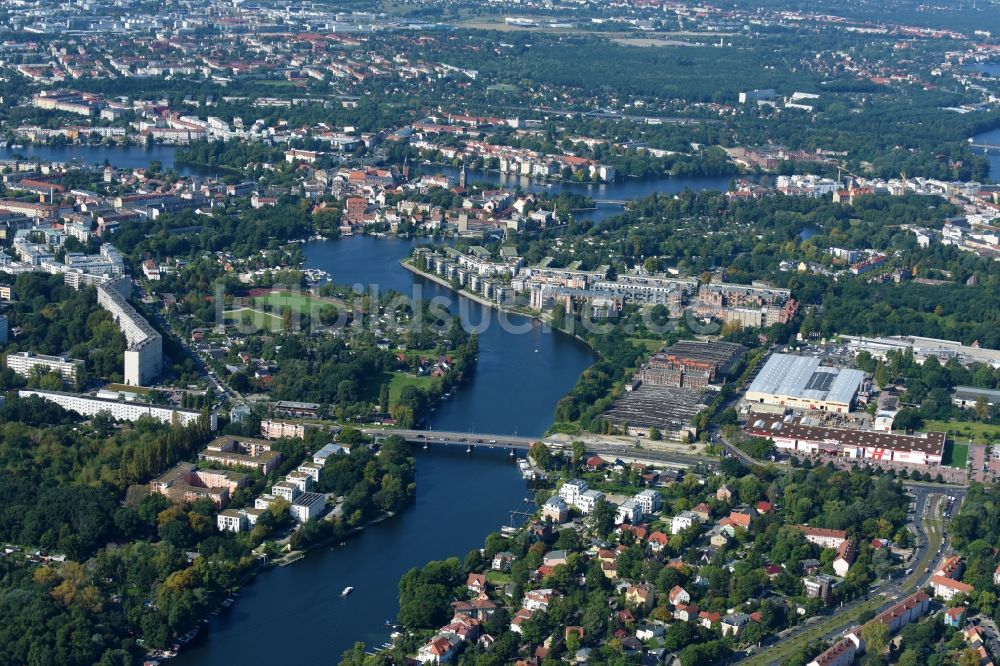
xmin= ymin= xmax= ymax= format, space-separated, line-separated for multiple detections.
xmin=668 ymin=585 xmax=690 ymax=606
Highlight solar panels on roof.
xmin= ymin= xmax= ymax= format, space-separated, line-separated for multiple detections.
xmin=805 ymin=371 xmax=835 ymax=392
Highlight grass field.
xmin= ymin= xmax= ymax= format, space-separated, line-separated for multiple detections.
xmin=486 ymin=571 xmax=513 ymax=586
xmin=251 ymin=290 xmax=345 ymax=316
xmin=389 ymin=373 xmax=441 ymax=404
xmin=224 ymin=307 xmax=284 ymax=330
xmin=926 ymin=419 xmax=1000 ymax=445
xmin=942 ymin=441 xmax=970 ymax=468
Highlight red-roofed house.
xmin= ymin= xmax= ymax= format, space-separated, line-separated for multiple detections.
xmin=699 ymin=610 xmax=721 ymax=629
xmin=626 ymin=583 xmax=655 ymax=610
xmin=418 ymin=635 xmax=460 ymax=664
xmin=931 ymin=575 xmax=974 ymax=601
xmin=944 ymin=606 xmax=966 ymax=628
xmin=467 ymin=573 xmax=487 ymax=594
xmin=833 ymin=540 xmax=856 ymax=577
xmin=692 ymin=502 xmax=711 ymax=522
xmin=798 ymin=526 xmax=847 ymax=549
xmin=729 ymin=510 xmax=753 ymax=530
xmin=668 ymin=585 xmax=690 ymax=605
xmin=673 ymin=603 xmax=700 ymax=622
xmin=648 ymin=531 xmax=669 ymax=553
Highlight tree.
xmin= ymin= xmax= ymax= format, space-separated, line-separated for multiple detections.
xmin=975 ymin=395 xmax=989 ymax=421
xmin=591 ymin=498 xmax=615 ymax=536
xmin=959 ymin=648 xmax=983 ymax=666
xmin=861 ymin=621 xmax=889 ymax=657
xmin=529 ymin=441 xmax=552 ymax=470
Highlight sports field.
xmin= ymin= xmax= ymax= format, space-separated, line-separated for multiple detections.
xmin=224 ymin=307 xmax=284 ymax=330
xmin=247 ymin=289 xmax=346 ymax=316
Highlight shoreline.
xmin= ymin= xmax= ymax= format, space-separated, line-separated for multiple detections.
xmin=399 ymin=257 xmax=598 ymax=350
xmin=399 ymin=258 xmax=517 ymax=315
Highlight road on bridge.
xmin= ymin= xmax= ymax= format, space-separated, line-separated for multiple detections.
xmin=360 ymin=428 xmax=711 ymax=468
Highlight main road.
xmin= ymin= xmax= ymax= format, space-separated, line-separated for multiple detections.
xmin=741 ymin=488 xmax=963 ymax=665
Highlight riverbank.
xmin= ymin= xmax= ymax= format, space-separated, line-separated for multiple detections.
xmin=172 ymin=447 xmax=531 ymax=666
xmin=171 ymin=159 xmax=244 ymax=175
xmin=399 ymin=258 xmax=519 ymax=315
xmin=273 ymin=509 xmax=399 ymax=566
xmin=399 ymin=257 xmax=599 ymax=352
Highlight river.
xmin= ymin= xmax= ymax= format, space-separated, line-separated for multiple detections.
xmin=434 ymin=164 xmax=731 ymax=224
xmin=174 ymin=234 xmax=597 ymax=665
xmin=302 ymin=235 xmax=598 ymax=435
xmin=19 ymin=144 xmax=720 ymax=663
xmin=0 ymin=144 xmax=223 ymax=178
xmin=173 ymin=447 xmax=530 ymax=665
xmin=973 ymin=126 xmax=1000 ymax=181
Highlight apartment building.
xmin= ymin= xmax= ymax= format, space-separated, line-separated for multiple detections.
xmin=260 ymin=419 xmax=311 ymax=439
xmin=6 ymin=351 xmax=84 ymax=381
xmin=18 ymin=389 xmax=216 ymax=429
xmin=96 ymin=278 xmax=162 ymax=385
xmin=151 ymin=462 xmax=247 ymax=507
xmin=198 ymin=436 xmax=283 ymax=474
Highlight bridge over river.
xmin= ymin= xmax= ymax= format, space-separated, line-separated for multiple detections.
xmin=969 ymin=142 xmax=1000 ymax=153
xmin=360 ymin=428 xmax=711 ymax=468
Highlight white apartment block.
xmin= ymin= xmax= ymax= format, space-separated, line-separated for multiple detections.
xmin=616 ymin=499 xmax=642 ymax=525
xmin=671 ymin=511 xmax=701 ymax=535
xmin=6 ymin=351 xmax=84 ymax=381
xmin=97 ymin=278 xmax=162 ymax=385
xmin=271 ymin=480 xmax=298 ymax=502
xmin=296 ymin=461 xmax=324 ymax=482
xmin=217 ymin=508 xmax=246 ymax=532
xmin=558 ymin=479 xmax=588 ymax=507
xmin=576 ymin=489 xmax=605 ymax=515
xmin=18 ymin=389 xmax=216 ymax=429
xmin=216 ymin=507 xmax=266 ymax=533
xmin=634 ymin=489 xmax=662 ymax=516
xmin=291 ymin=492 xmax=326 ymax=522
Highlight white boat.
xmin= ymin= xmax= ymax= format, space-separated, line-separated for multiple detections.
xmin=341 ymin=586 xmax=354 ymax=597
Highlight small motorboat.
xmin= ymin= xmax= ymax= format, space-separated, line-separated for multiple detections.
xmin=341 ymin=586 xmax=354 ymax=597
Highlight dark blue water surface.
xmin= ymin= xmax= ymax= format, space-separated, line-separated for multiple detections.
xmin=0 ymin=144 xmax=223 ymax=177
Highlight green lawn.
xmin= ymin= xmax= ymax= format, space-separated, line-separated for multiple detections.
xmin=486 ymin=571 xmax=513 ymax=585
xmin=389 ymin=373 xmax=441 ymax=404
xmin=224 ymin=307 xmax=284 ymax=330
xmin=926 ymin=419 xmax=1000 ymax=446
xmin=628 ymin=337 xmax=666 ymax=353
xmin=250 ymin=290 xmax=346 ymax=317
xmin=942 ymin=441 xmax=970 ymax=468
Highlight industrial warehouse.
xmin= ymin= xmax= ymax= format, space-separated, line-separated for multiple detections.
xmin=637 ymin=340 xmax=746 ymax=390
xmin=744 ymin=412 xmax=946 ymax=467
xmin=601 ymin=341 xmax=745 ymax=439
xmin=744 ymin=353 xmax=866 ymax=414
